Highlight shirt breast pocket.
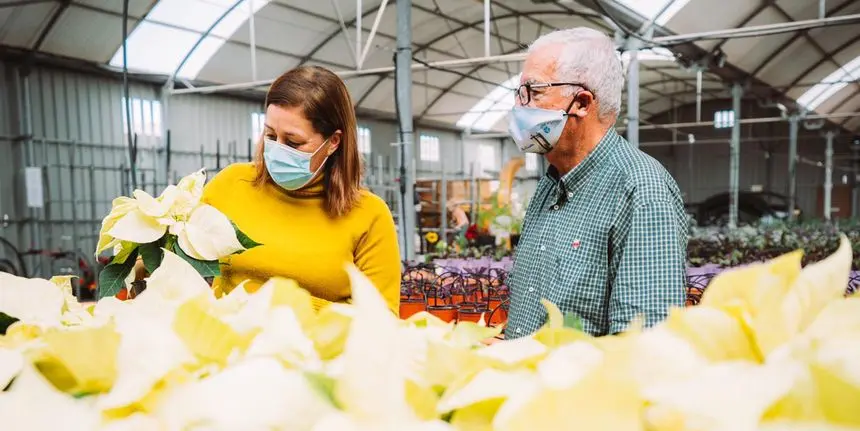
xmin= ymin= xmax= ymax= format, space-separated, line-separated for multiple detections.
xmin=546 ymin=228 xmax=610 ymax=325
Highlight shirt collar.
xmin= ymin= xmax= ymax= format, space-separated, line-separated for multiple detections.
xmin=545 ymin=128 xmax=621 ymax=193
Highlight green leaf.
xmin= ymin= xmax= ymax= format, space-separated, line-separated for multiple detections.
xmin=97 ymin=249 xmax=139 ymax=299
xmin=0 ymin=312 xmax=20 ymax=335
xmin=232 ymin=223 xmax=262 ymax=250
xmin=139 ymin=242 xmax=164 ymax=274
xmin=562 ymin=312 xmax=583 ymax=330
xmin=173 ymin=243 xmax=220 ymax=278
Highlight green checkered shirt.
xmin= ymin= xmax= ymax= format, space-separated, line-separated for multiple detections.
xmin=505 ymin=129 xmax=687 ymax=338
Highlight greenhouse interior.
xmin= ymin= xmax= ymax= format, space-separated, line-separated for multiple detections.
xmin=1 ymin=0 xmax=860 ymax=429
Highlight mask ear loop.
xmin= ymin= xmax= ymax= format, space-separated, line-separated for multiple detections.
xmin=564 ymin=89 xmax=583 ymax=116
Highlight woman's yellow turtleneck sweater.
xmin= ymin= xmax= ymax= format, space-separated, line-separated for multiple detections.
xmin=202 ymin=163 xmax=401 ymax=313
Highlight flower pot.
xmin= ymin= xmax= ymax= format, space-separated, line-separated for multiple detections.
xmin=457 ymin=307 xmax=486 ymax=323
xmin=399 ymin=299 xmax=426 ymax=319
xmin=426 ymin=295 xmax=447 ymax=307
xmin=427 ymin=305 xmax=458 ymax=323
xmin=487 ymin=296 xmax=503 ymax=312
xmin=449 ymin=293 xmax=465 ymax=305
xmin=487 ymin=297 xmax=507 ymax=326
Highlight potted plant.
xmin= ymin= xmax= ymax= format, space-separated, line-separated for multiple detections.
xmin=94 ymin=169 xmax=261 ymax=299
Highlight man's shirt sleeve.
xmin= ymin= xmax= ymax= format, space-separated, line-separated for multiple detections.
xmin=608 ymin=197 xmax=687 ymax=334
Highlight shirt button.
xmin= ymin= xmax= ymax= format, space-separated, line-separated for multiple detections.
xmin=528 ymin=287 xmax=535 ymax=293
xmin=567 ymin=192 xmax=573 ymax=198
xmin=540 ymin=245 xmax=546 ymax=251
xmin=552 ymin=205 xmax=559 ymax=210
xmin=515 ymin=328 xmax=522 ymax=334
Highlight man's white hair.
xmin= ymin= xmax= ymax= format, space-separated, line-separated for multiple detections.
xmin=529 ymin=27 xmax=624 ymax=120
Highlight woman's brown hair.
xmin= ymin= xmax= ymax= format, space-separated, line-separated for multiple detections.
xmin=253 ymin=66 xmax=363 ymax=218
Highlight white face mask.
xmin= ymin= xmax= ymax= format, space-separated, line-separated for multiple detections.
xmin=508 ymin=105 xmax=569 ymax=154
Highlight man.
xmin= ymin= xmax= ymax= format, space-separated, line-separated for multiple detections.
xmin=503 ymin=27 xmax=687 ymax=339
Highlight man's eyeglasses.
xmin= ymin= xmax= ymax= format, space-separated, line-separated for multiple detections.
xmin=514 ymin=82 xmax=590 ymax=106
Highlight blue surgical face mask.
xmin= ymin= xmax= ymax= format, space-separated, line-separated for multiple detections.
xmin=263 ymin=138 xmax=330 ymax=191
xmin=508 ymin=105 xmax=569 ymax=154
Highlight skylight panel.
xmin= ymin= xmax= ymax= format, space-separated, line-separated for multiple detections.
xmin=177 ymin=36 xmax=223 ymax=79
xmin=457 ymin=74 xmax=520 ymax=132
xmin=616 ymin=0 xmax=691 ymax=26
xmin=110 ymin=21 xmax=199 ymax=75
xmin=796 ymin=55 xmax=860 ymax=111
xmin=109 ymin=0 xmax=271 ymax=79
xmin=146 ymin=0 xmax=227 ymax=33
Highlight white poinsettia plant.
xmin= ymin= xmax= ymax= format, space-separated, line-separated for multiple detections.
xmin=1 ymin=221 xmax=860 ymax=430
xmin=94 ymin=168 xmax=260 ymax=299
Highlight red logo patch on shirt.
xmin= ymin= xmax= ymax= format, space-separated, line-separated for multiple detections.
xmin=572 ymin=240 xmax=581 ymax=250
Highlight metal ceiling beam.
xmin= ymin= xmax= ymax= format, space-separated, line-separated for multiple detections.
xmin=831 ymin=88 xmax=860 ymax=116
xmin=292 ymin=0 xmax=385 ymax=66
xmin=567 ymin=0 xmax=857 ymax=135
xmin=770 ymin=3 xmax=860 ymax=95
xmin=21 ymin=0 xmax=70 ymax=75
xmin=494 ymin=2 xmax=614 ymax=32
xmin=749 ymin=0 xmax=854 ymax=78
xmin=355 ymin=9 xmax=577 ymax=108
xmin=709 ymin=0 xmax=771 ymax=54
xmin=1 ymin=0 xmax=55 ymax=9
xmin=780 ymin=31 xmax=860 ymax=98
xmin=275 ymin=1 xmax=519 ymax=76
xmin=30 ymin=0 xmax=70 ymax=52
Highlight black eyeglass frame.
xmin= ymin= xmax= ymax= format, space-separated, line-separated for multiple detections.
xmin=514 ymin=82 xmax=593 ymax=106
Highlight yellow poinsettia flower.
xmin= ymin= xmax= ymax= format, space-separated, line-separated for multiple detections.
xmin=701 ymin=249 xmax=803 ymax=314
xmin=660 ymin=305 xmax=761 ymax=362
xmin=644 ymin=360 xmax=798 ymax=431
xmin=152 ymin=357 xmax=336 ymax=431
xmin=34 ymin=324 xmax=121 ymax=395
xmin=754 ymin=235 xmax=852 ymax=355
xmin=494 ymin=344 xmax=643 ymax=431
xmin=173 ymin=297 xmax=254 ymax=366
xmin=333 ymin=264 xmax=419 ymax=427
xmin=0 ymin=360 xmax=100 ymax=430
xmin=0 ymin=272 xmax=65 ymax=328
xmin=533 ymin=298 xmax=592 ymax=348
xmin=245 ymin=307 xmax=320 ymax=367
xmin=308 ymin=303 xmax=353 ymax=361
xmin=764 ymin=360 xmax=860 ymax=426
xmin=0 ymin=347 xmax=24 ymax=390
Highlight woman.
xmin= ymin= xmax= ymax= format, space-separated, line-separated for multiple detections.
xmin=202 ymin=66 xmax=401 ymax=312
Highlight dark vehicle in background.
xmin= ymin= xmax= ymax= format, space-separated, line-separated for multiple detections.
xmin=687 ymin=191 xmax=802 ymax=227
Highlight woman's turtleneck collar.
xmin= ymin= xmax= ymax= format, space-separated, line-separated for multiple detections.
xmin=276 ymin=173 xmax=325 ymax=199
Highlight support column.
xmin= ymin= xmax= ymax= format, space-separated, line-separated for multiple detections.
xmin=440 ymin=167 xmax=447 ymax=245
xmin=728 ymin=83 xmax=742 ymax=228
xmin=18 ymin=71 xmax=43 ymax=276
xmin=824 ymin=130 xmax=834 ymax=221
xmin=852 ymin=138 xmax=860 ymax=217
xmin=695 ymin=68 xmax=703 ymax=123
xmin=248 ymin=0 xmax=257 ymax=80
xmin=788 ymin=114 xmax=799 ymax=222
xmin=483 ymin=0 xmax=491 ymax=57
xmin=396 ymin=0 xmax=416 ymax=261
xmin=626 ymin=38 xmax=640 ymax=147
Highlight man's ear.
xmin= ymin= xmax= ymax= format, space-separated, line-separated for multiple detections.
xmin=327 ymin=130 xmax=342 ymax=155
xmin=569 ymin=91 xmax=595 ymax=118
